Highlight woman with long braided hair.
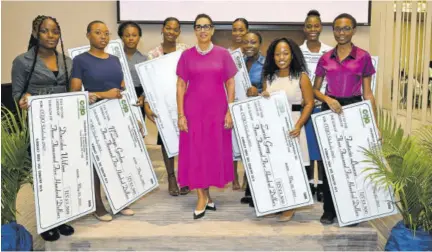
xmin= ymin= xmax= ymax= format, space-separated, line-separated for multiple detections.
xmin=11 ymin=15 xmax=75 ymax=242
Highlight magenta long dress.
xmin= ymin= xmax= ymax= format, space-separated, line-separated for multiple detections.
xmin=176 ymin=45 xmax=238 ymax=190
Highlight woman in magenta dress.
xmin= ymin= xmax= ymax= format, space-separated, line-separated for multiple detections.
xmin=176 ymin=13 xmax=237 ymax=219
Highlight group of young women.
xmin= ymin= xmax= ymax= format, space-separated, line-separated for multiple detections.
xmin=11 ymin=9 xmax=376 ymax=241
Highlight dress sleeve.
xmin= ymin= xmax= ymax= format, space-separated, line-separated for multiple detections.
xmin=222 ymin=50 xmax=238 ymax=82
xmin=362 ymin=53 xmax=376 ymax=77
xmin=114 ymin=56 xmax=124 ymax=81
xmin=71 ymin=57 xmax=83 ymax=80
xmin=176 ymin=51 xmax=189 ymax=82
xmin=315 ymin=56 xmax=326 ymax=77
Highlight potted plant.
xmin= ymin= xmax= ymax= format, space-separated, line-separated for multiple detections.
xmin=362 ymin=110 xmax=432 ymax=251
xmin=1 ymin=104 xmax=33 ymax=250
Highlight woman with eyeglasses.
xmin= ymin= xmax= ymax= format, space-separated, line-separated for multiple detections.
xmin=70 ymin=20 xmax=135 ymax=222
xmin=145 ymin=17 xmax=190 ymax=197
xmin=176 ymin=14 xmax=238 ymax=219
xmin=300 ymin=10 xmax=333 ymax=202
xmin=260 ymin=38 xmax=314 ymax=222
xmin=228 ymin=18 xmax=249 ymax=191
xmin=313 ymin=13 xmax=377 ymax=225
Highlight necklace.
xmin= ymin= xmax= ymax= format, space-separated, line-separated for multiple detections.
xmin=196 ymin=43 xmax=214 ymax=55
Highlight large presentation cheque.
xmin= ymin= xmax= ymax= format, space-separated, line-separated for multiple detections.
xmin=89 ymin=95 xmax=158 ymax=214
xmin=230 ymin=91 xmax=313 ymax=216
xmin=28 ymin=92 xmax=95 ymax=234
xmin=312 ymin=101 xmax=397 ymax=226
xmin=68 ymin=39 xmax=147 ymax=136
xmin=230 ymin=48 xmax=252 ymax=161
xmin=135 ymin=50 xmax=183 ymax=158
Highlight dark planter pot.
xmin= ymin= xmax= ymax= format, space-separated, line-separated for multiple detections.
xmin=385 ymin=220 xmax=432 ymax=251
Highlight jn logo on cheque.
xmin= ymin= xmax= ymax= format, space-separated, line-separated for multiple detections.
xmin=79 ymin=100 xmax=86 ymax=115
xmin=362 ymin=109 xmax=370 ymax=124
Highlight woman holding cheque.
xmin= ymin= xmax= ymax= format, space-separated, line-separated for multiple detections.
xmin=240 ymin=31 xmax=266 ymax=207
xmin=300 ymin=10 xmax=333 ymax=201
xmin=229 ymin=18 xmax=249 ymax=191
xmin=144 ymin=17 xmax=190 ymax=197
xmin=249 ymin=38 xmax=314 ymax=222
xmin=312 ymin=13 xmax=377 ymax=225
xmin=70 ymin=20 xmax=134 ymax=221
xmin=176 ymin=14 xmax=238 ymax=219
xmin=12 ymin=14 xmax=75 ymax=242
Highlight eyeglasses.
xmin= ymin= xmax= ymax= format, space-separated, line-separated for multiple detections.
xmin=91 ymin=30 xmax=111 ymax=37
xmin=194 ymin=24 xmax=213 ymax=31
xmin=333 ymin=26 xmax=353 ymax=33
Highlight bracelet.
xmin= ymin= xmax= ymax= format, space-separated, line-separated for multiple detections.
xmin=178 ymin=114 xmax=186 ymax=119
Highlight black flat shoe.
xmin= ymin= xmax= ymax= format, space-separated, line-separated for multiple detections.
xmin=41 ymin=228 xmax=60 ymax=242
xmin=57 ymin=224 xmax=74 ymax=236
xmin=206 ymin=202 xmax=216 ymax=211
xmin=320 ymin=212 xmax=336 ymax=225
xmin=240 ymin=196 xmax=252 ymax=204
xmin=249 ymin=200 xmax=255 ymax=208
xmin=345 ymin=223 xmax=359 ymax=227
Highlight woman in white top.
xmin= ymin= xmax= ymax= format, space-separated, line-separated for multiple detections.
xmin=147 ymin=17 xmax=188 ymax=59
xmin=229 ymin=18 xmax=249 ymax=52
xmin=261 ymin=38 xmax=314 ymax=222
xmin=229 ymin=18 xmax=249 ymax=190
xmin=145 ymin=17 xmax=190 ymax=196
xmin=300 ymin=10 xmax=333 ymax=201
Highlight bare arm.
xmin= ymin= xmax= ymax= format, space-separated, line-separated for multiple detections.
xmin=176 ymin=76 xmax=188 ymax=132
xmin=176 ymin=77 xmax=187 ymax=116
xmin=260 ymin=79 xmax=270 ymax=97
xmin=70 ymin=78 xmax=83 ymax=92
xmin=296 ymin=73 xmax=314 ymax=129
xmin=313 ymin=75 xmax=343 ymax=114
xmin=262 ymin=79 xmax=268 ymax=92
xmin=312 ymin=75 xmax=329 ymax=103
xmin=70 ymin=78 xmax=121 ymax=100
xmin=224 ymin=77 xmax=236 ymax=129
xmin=225 ymin=77 xmax=235 ymax=104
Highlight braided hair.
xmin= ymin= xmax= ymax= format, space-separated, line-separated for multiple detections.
xmin=23 ymin=15 xmax=69 ymax=97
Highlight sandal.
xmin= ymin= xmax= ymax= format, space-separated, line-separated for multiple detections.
xmin=120 ymin=207 xmax=135 ymax=216
xmin=93 ymin=213 xmax=113 ymax=222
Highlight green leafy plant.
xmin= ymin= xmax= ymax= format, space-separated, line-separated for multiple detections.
xmin=362 ymin=109 xmax=432 ymax=232
xmin=1 ymin=104 xmax=32 ymax=224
